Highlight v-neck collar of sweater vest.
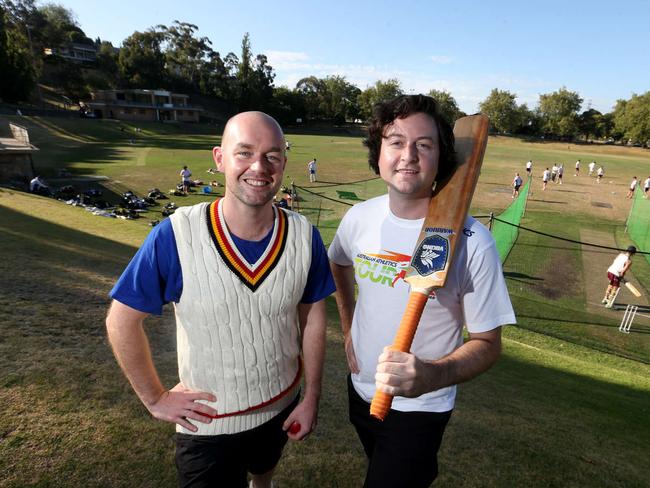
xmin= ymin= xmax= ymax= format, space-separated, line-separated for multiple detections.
xmin=206 ymin=198 xmax=288 ymax=291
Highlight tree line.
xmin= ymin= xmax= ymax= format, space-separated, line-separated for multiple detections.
xmin=1 ymin=0 xmax=649 ymax=145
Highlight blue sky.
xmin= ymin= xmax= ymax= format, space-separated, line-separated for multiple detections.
xmin=58 ymin=0 xmax=649 ymax=114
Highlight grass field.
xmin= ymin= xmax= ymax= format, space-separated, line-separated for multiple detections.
xmin=1 ymin=115 xmax=650 ymax=487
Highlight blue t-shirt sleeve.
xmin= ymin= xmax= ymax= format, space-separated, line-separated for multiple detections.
xmin=301 ymin=227 xmax=336 ymax=304
xmin=109 ymin=219 xmax=183 ymax=315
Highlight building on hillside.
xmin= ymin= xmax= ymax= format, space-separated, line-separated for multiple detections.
xmin=87 ymin=89 xmax=203 ymax=123
xmin=44 ymin=43 xmax=98 ymax=63
xmin=0 ymin=123 xmax=39 ymax=184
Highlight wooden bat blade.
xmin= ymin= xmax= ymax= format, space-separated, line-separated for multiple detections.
xmin=370 ymin=114 xmax=490 ymax=421
xmin=405 ymin=114 xmax=490 ymax=292
xmin=625 ymin=281 xmax=642 ymax=297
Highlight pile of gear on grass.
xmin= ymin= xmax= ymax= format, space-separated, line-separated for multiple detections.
xmin=29 ymin=167 xmax=227 ymax=226
xmin=57 ymin=185 xmax=173 ymax=225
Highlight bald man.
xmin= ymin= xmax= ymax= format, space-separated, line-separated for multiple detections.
xmin=106 ymin=112 xmax=335 ymax=488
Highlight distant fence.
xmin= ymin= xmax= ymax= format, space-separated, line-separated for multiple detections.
xmin=490 ymin=178 xmax=530 ymax=263
xmin=627 ymin=189 xmax=650 ymax=266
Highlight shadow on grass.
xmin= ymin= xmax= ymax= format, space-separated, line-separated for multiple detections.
xmin=441 ymin=349 xmax=650 ymax=487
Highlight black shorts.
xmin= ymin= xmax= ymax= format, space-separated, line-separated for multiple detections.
xmin=348 ymin=376 xmax=452 ymax=488
xmin=514 ymin=185 xmax=521 ymax=191
xmin=175 ymin=395 xmax=298 ymax=488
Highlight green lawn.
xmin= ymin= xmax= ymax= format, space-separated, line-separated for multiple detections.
xmin=1 ymin=115 xmax=650 ymax=487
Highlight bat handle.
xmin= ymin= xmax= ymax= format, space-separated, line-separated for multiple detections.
xmin=370 ymin=290 xmax=430 ymax=421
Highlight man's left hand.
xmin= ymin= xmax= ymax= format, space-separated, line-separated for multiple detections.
xmin=282 ymin=396 xmax=318 ymax=441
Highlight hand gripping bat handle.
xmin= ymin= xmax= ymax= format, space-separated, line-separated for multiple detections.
xmin=370 ymin=290 xmax=430 ymax=420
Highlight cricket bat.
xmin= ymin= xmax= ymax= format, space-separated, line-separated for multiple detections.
xmin=369 ymin=114 xmax=490 ymax=421
xmin=625 ymin=281 xmax=642 ymax=298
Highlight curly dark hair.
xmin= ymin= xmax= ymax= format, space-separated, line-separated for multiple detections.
xmin=363 ymin=94 xmax=456 ymax=182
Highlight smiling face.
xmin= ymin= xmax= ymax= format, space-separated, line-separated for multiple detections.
xmin=213 ymin=112 xmax=286 ymax=209
xmin=378 ymin=112 xmax=440 ymax=201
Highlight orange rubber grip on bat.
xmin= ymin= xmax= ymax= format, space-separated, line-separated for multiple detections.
xmin=370 ymin=290 xmax=430 ymax=420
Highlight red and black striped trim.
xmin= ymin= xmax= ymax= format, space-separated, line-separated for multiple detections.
xmin=199 ymin=359 xmax=302 ymax=420
xmin=205 ymin=199 xmax=288 ymax=292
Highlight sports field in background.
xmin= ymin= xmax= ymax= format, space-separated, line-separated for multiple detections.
xmin=1 ymin=115 xmax=649 ymax=487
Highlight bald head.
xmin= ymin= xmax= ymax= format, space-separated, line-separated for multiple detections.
xmin=222 ymin=111 xmax=285 ymax=149
xmin=212 ymin=111 xmax=287 ymax=210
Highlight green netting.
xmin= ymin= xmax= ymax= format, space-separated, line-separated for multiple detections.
xmin=492 ymin=178 xmax=530 ymax=263
xmin=627 ymin=188 xmax=650 ymax=266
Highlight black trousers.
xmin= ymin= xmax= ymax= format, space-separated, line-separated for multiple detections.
xmin=175 ymin=395 xmax=298 ymax=488
xmin=348 ymin=376 xmax=452 ymax=488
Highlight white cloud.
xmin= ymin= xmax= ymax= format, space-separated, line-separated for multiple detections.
xmin=429 ymin=55 xmax=453 ymax=64
xmin=266 ymin=51 xmax=310 ymax=66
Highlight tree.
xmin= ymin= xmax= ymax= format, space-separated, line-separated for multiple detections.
xmin=514 ymin=104 xmax=542 ymax=135
xmin=96 ymin=40 xmax=118 ymax=80
xmin=577 ymin=109 xmax=605 ymax=141
xmin=118 ymin=29 xmax=165 ymax=87
xmin=233 ymin=33 xmax=275 ymax=111
xmin=158 ymin=20 xmax=214 ymax=93
xmin=268 ymin=86 xmax=306 ymax=125
xmin=427 ymin=89 xmax=462 ymax=125
xmin=0 ymin=2 xmax=36 ymax=101
xmin=479 ymin=89 xmax=521 ymax=134
xmin=537 ymin=87 xmax=583 ymax=138
xmin=295 ymin=75 xmax=324 ymax=120
xmin=320 ymin=76 xmax=360 ymax=123
xmin=40 ymin=3 xmax=90 ymax=46
xmin=357 ymin=79 xmax=403 ymax=120
xmin=613 ymin=92 xmax=650 ymax=145
xmin=294 ymin=75 xmax=361 ymax=122
xmin=198 ymin=50 xmax=232 ymax=99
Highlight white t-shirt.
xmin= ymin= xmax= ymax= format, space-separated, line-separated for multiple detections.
xmin=308 ymin=160 xmax=317 ymax=172
xmin=589 ymin=162 xmax=596 ymax=172
xmin=575 ymin=161 xmax=580 ymax=169
xmin=607 ymin=253 xmax=630 ymax=277
xmin=598 ymin=167 xmax=604 ymax=176
xmin=526 ymin=161 xmax=532 ymax=170
xmin=630 ymin=179 xmax=637 ymax=190
xmin=328 ymin=195 xmax=516 ymax=412
xmin=644 ymin=177 xmax=650 ymax=190
xmin=543 ymin=170 xmax=550 ymax=182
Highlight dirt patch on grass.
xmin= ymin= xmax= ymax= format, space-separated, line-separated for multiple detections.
xmin=535 ymin=250 xmax=581 ymax=300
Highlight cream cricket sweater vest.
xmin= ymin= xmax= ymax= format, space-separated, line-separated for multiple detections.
xmin=170 ymin=200 xmax=312 ymax=435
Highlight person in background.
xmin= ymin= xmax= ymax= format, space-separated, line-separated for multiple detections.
xmin=180 ymin=165 xmax=192 ymax=194
xmin=626 ymin=176 xmax=638 ymax=198
xmin=512 ymin=172 xmax=523 ymax=198
xmin=602 ymin=246 xmax=636 ymax=308
xmin=307 ymin=158 xmax=317 ymax=183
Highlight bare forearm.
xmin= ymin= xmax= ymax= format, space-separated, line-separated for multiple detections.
xmin=375 ymin=328 xmax=502 ymax=398
xmin=299 ymin=300 xmax=327 ymax=402
xmin=106 ymin=301 xmax=165 ymax=407
xmin=330 ymin=263 xmax=355 ymax=334
xmin=425 ymin=331 xmax=502 ymax=391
